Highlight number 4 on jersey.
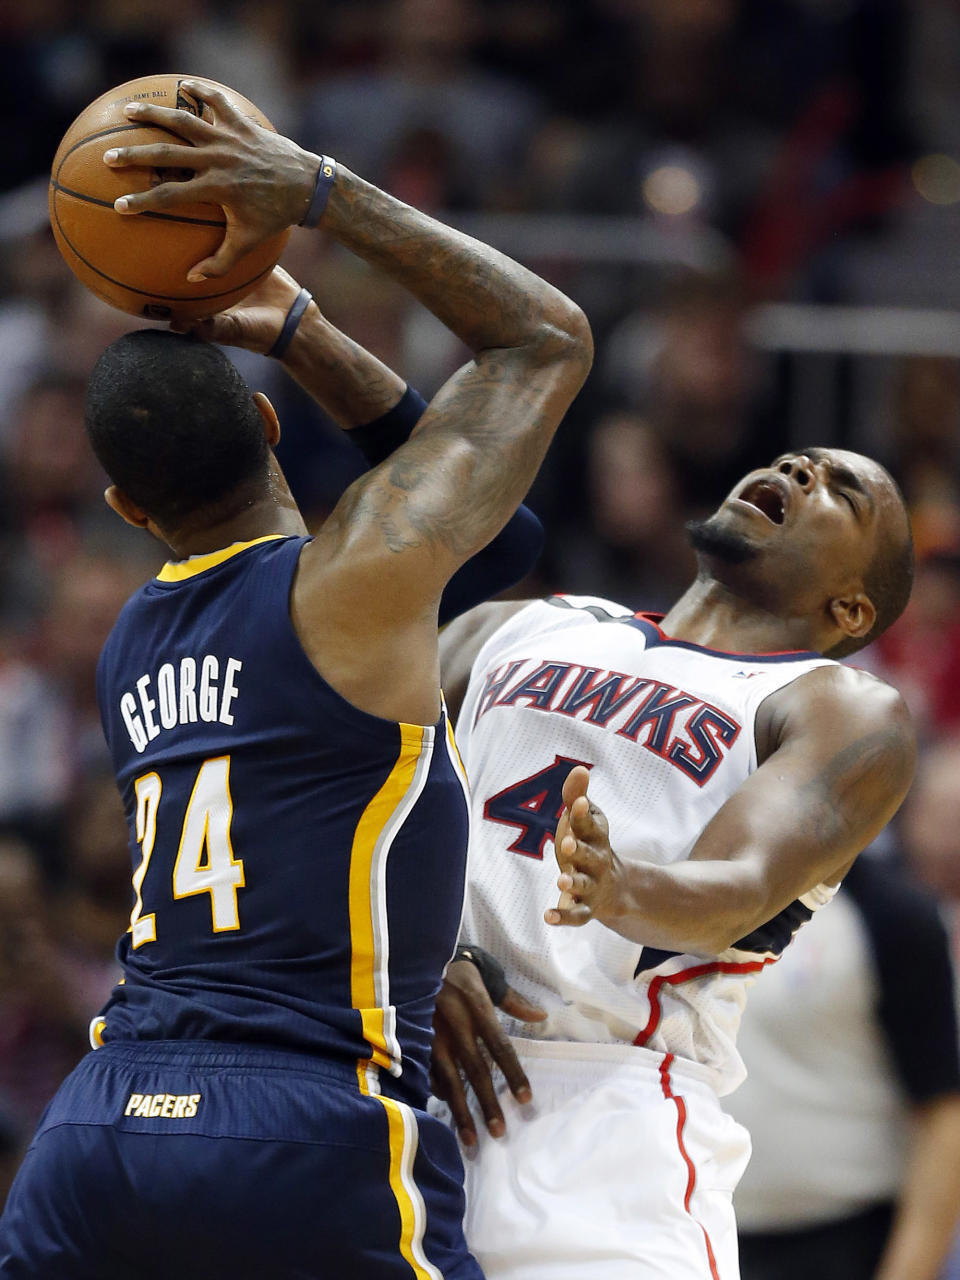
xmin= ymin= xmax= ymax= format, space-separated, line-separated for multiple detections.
xmin=483 ymin=755 xmax=591 ymax=859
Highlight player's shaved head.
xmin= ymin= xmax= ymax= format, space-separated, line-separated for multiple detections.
xmin=827 ymin=495 xmax=913 ymax=658
xmin=85 ymin=330 xmax=270 ymax=531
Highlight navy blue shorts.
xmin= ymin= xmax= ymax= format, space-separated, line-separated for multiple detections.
xmin=0 ymin=1041 xmax=482 ymax=1280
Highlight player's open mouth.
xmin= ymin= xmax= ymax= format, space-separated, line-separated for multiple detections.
xmin=736 ymin=479 xmax=786 ymax=525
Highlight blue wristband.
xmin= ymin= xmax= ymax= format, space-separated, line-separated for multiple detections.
xmin=300 ymin=156 xmax=337 ymax=228
xmin=267 ymin=288 xmax=313 ymax=359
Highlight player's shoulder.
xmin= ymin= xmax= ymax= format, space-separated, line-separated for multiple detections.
xmin=101 ymin=578 xmax=153 ymax=646
xmin=477 ymin=592 xmax=632 ymax=657
xmin=538 ymin=593 xmax=635 ymax=621
xmin=780 ymin=661 xmax=909 ymax=718
xmin=761 ymin=660 xmax=914 ymax=758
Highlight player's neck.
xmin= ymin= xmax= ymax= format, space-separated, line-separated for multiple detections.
xmin=166 ymin=498 xmax=307 ymax=561
xmin=164 ymin=457 xmax=309 ymax=560
xmin=660 ymin=578 xmax=819 ymax=655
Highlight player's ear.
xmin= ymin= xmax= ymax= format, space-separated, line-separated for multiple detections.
xmin=253 ymin=392 xmax=280 ymax=447
xmin=104 ymin=485 xmax=150 ymax=529
xmin=828 ymin=590 xmax=876 ymax=643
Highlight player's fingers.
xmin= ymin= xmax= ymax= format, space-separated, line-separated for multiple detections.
xmin=473 ymin=999 xmax=537 ymax=1102
xmin=558 ymin=832 xmax=603 ymax=882
xmin=561 ymin=764 xmax=591 ymax=809
xmin=544 ymin=902 xmax=591 ymax=927
xmin=114 ymin=181 xmax=217 ymax=215
xmin=173 ymin=310 xmax=243 ymax=346
xmin=122 ymin=101 xmax=215 ymax=142
xmin=569 ymin=792 xmax=610 ymax=845
xmin=430 ymin=1054 xmax=478 ymax=1147
xmin=558 ymin=831 xmax=578 ymax=863
xmin=560 ymin=834 xmax=605 ymax=878
xmin=180 ymin=80 xmax=246 ymax=125
xmin=558 ymin=869 xmax=594 ymax=899
xmin=104 ymin=141 xmax=204 ymax=170
xmin=499 ymin=985 xmax=548 ymax=1025
xmin=187 ymin=223 xmax=260 ymax=281
xmin=554 ymin=808 xmax=571 ymax=862
xmin=456 ymin=1044 xmax=506 ymax=1139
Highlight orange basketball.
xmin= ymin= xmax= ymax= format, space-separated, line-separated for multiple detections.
xmin=49 ymin=74 xmax=290 ymax=322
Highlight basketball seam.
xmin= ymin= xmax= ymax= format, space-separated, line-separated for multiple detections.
xmin=54 ymin=121 xmax=224 ymax=228
xmin=49 ymin=196 xmax=275 ymax=303
xmin=49 ymin=181 xmax=226 ymax=229
xmin=55 ymin=122 xmax=191 ymax=178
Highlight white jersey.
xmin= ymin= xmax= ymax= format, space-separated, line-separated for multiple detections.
xmin=456 ymin=594 xmax=838 ymax=1096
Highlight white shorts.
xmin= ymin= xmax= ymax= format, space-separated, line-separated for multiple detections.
xmin=454 ymin=1038 xmax=751 ymax=1280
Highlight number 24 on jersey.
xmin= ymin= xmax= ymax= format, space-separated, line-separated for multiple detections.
xmin=130 ymin=755 xmax=245 ymax=947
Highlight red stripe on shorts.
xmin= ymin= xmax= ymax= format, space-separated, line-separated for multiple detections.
xmin=634 ymin=958 xmax=775 ymax=1047
xmin=659 ymin=1053 xmax=721 ymax=1280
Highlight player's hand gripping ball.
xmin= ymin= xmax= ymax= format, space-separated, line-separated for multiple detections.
xmin=48 ymin=74 xmax=290 ymax=322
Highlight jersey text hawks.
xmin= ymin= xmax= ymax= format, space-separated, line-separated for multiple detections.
xmin=474 ymin=657 xmax=740 ymax=786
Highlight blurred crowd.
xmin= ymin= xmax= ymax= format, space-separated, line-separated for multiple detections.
xmin=2 ymin=0 xmax=960 ymax=1261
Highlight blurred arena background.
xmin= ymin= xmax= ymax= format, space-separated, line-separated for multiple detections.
xmin=2 ymin=1 xmax=960 ymax=1272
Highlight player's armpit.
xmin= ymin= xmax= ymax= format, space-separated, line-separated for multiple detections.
xmin=439 ymin=600 xmax=532 ymax=723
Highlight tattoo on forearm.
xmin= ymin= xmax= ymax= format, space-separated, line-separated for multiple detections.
xmin=325 ymin=170 xmax=578 ymax=359
xmin=318 ymin=169 xmax=590 ymax=567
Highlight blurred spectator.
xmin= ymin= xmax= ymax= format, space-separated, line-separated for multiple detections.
xmin=54 ymin=768 xmax=127 ymax=1023
xmin=604 ymin=272 xmax=787 ymax=515
xmin=555 ymin=410 xmax=695 ymax=610
xmin=0 ymin=639 xmax=71 ymax=850
xmin=728 ymin=851 xmax=960 ymax=1280
xmin=0 ymin=770 xmax=126 ymax=1206
xmin=0 ymin=372 xmax=118 ymax=628
xmin=901 ymin=735 xmax=960 ymax=910
xmin=888 ymin=356 xmax=960 ymax=510
xmin=0 ymin=1103 xmax=23 ymax=1218
xmin=169 ymin=1 xmax=298 ymax=134
xmin=300 ymin=0 xmax=543 ymax=208
xmin=870 ymin=549 xmax=960 ymax=737
xmin=36 ymin=550 xmax=151 ymax=777
xmin=0 ymin=839 xmax=90 ymax=1135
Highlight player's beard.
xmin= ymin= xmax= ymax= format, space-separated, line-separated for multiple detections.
xmin=685 ymin=515 xmax=760 ymax=564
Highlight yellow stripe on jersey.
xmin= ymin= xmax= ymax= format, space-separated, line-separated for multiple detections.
xmin=357 ymin=1063 xmax=442 ymax=1280
xmin=349 ymin=725 xmax=428 ymax=1072
xmin=444 ymin=709 xmax=469 ymax=795
xmin=156 ymin=534 xmax=287 ymax=583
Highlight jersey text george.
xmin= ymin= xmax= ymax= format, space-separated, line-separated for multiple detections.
xmin=120 ymin=655 xmax=242 ymax=753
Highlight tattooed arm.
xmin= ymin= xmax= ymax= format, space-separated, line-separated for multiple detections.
xmin=547 ymin=666 xmax=916 ymax=955
xmin=185 ymin=268 xmax=545 ymax=624
xmin=178 ymin=265 xmax=408 ymax=423
xmin=105 ymin=80 xmax=590 ymax=719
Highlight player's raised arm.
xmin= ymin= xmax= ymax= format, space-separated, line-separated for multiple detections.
xmin=107 ymin=79 xmax=590 ymax=586
xmin=188 ymin=268 xmax=545 ymax=626
xmin=548 ymin=665 xmax=916 ymax=955
xmin=276 ymin=161 xmax=589 ymax=602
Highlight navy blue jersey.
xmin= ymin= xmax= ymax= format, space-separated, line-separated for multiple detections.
xmin=94 ymin=534 xmax=470 ymax=1105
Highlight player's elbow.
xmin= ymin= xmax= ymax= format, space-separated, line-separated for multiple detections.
xmin=528 ymin=301 xmax=594 ymax=384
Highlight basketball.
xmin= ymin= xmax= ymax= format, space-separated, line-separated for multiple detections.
xmin=48 ymin=74 xmax=290 ymax=322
